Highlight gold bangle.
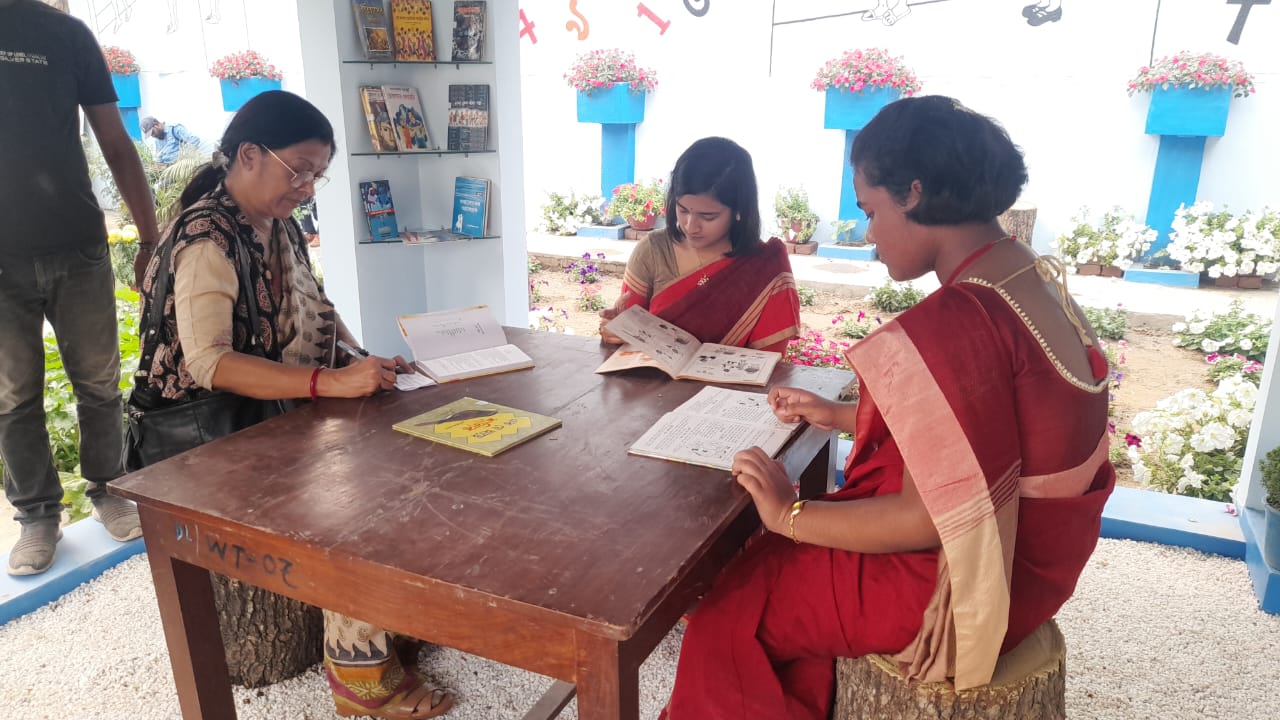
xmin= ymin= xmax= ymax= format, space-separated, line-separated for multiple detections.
xmin=788 ymin=499 xmax=808 ymax=544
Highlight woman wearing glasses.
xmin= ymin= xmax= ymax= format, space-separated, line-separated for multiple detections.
xmin=129 ymin=91 xmax=453 ymax=719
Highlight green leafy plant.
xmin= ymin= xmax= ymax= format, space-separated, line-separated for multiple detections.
xmin=1260 ymin=445 xmax=1280 ymax=509
xmin=869 ymin=281 xmax=925 ymax=312
xmin=1206 ymin=352 xmax=1263 ymax=386
xmin=830 ymin=219 xmax=862 ymax=245
xmin=538 ymin=190 xmax=606 ymax=235
xmin=835 ymin=311 xmax=882 ymax=340
xmin=1127 ymin=51 xmax=1255 ymax=98
xmin=797 ymin=285 xmax=816 ymax=307
xmin=564 ymin=48 xmax=658 ymax=96
xmin=1172 ymin=300 xmax=1271 ymax=363
xmin=774 ymin=187 xmax=818 ymax=243
xmin=108 ymin=225 xmax=140 ymax=288
xmin=576 ymin=285 xmax=606 ymax=312
xmin=608 ymin=179 xmax=666 ymax=223
xmin=1084 ymin=305 xmax=1128 ymax=340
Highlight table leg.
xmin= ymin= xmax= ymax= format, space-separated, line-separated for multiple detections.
xmin=573 ymin=633 xmax=639 ymax=720
xmin=798 ymin=434 xmax=836 ymax=500
xmin=147 ymin=550 xmax=236 ymax=719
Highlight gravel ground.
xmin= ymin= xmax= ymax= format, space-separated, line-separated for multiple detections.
xmin=1 ymin=539 xmax=1278 ymax=720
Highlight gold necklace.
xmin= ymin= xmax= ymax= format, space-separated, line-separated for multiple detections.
xmin=693 ymin=247 xmax=723 ymax=286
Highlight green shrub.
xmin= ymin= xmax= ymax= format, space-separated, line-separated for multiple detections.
xmin=1083 ymin=305 xmax=1128 ymax=340
xmin=836 ymin=311 xmax=881 ymax=339
xmin=1172 ymin=300 xmax=1271 ymax=363
xmin=868 ymin=281 xmax=925 ymax=313
xmin=797 ymin=285 xmax=816 ymax=307
xmin=1261 ymin=446 xmax=1280 ymax=509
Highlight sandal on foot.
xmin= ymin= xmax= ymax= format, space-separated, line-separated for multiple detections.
xmin=335 ymin=674 xmax=454 ymax=719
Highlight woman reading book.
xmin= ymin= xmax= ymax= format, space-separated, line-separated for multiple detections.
xmin=599 ymin=137 xmax=801 ymax=354
xmin=128 ymin=91 xmax=453 ymax=720
xmin=661 ymin=97 xmax=1115 ymax=719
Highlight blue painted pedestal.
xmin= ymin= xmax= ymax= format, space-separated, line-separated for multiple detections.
xmin=577 ymin=85 xmax=647 ymax=201
xmin=111 ymin=73 xmax=142 ymax=140
xmin=1132 ymin=86 xmax=1232 ymax=288
xmin=817 ymin=244 xmax=879 ymax=261
xmin=824 ymin=87 xmax=899 ymax=241
xmin=219 ymin=77 xmax=282 ymax=112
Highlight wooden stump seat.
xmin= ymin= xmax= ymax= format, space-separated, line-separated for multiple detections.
xmin=833 ymin=619 xmax=1066 ymax=720
xmin=999 ymin=201 xmax=1038 ymax=246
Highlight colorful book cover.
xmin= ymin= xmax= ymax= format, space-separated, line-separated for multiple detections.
xmin=446 ymin=83 xmax=488 ymax=152
xmin=382 ymin=85 xmax=431 ymax=151
xmin=360 ymin=180 xmax=400 ymax=241
xmin=391 ymin=0 xmax=435 ymax=62
xmin=393 ymin=397 xmax=561 ymax=457
xmin=352 ymin=0 xmax=394 ymax=60
xmin=451 ymin=176 xmax=489 ymax=237
xmin=359 ymin=86 xmax=399 ymax=153
xmin=451 ymin=0 xmax=486 ymax=62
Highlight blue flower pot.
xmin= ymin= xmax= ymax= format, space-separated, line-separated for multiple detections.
xmin=823 ymin=87 xmax=899 ymax=130
xmin=576 ymin=84 xmax=646 ymax=125
xmin=1144 ymin=86 xmax=1232 ymax=137
xmin=219 ymin=77 xmax=282 ymax=112
xmin=111 ymin=73 xmax=140 ymax=108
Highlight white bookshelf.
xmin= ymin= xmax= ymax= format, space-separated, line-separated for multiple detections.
xmin=297 ymin=1 xmax=527 ymax=356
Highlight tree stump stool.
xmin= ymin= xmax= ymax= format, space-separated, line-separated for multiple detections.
xmin=212 ymin=575 xmax=324 ymax=687
xmin=833 ymin=619 xmax=1066 ymax=720
xmin=999 ymin=201 xmax=1038 ymax=246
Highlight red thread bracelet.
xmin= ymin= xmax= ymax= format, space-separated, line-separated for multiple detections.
xmin=309 ymin=367 xmax=323 ymax=402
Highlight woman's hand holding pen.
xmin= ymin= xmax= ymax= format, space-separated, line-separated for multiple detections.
xmin=767 ymin=386 xmax=840 ymax=430
xmin=319 ymin=355 xmax=403 ymax=396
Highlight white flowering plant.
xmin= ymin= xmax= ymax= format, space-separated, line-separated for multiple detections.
xmin=1171 ymin=300 xmax=1271 ymax=363
xmin=537 ymin=190 xmax=606 ymax=235
xmin=1168 ymin=201 xmax=1280 ymax=278
xmin=1126 ymin=372 xmax=1257 ymax=501
xmin=1052 ymin=207 xmax=1156 ymax=269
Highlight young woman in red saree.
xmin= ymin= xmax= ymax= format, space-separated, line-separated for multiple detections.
xmin=599 ymin=137 xmax=801 ymax=353
xmin=661 ymin=97 xmax=1115 ymax=719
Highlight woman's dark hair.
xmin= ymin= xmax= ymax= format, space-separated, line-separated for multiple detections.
xmin=180 ymin=90 xmax=336 ymax=210
xmin=851 ymin=95 xmax=1027 ymax=226
xmin=664 ymin=137 xmax=762 ymax=256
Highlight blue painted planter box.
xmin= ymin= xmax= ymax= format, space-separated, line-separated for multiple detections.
xmin=576 ymin=84 xmax=646 ymax=125
xmin=219 ymin=77 xmax=282 ymax=112
xmin=823 ymin=87 xmax=899 ymax=130
xmin=817 ymin=244 xmax=878 ymax=261
xmin=111 ymin=73 xmax=140 ymax=107
xmin=1144 ymin=86 xmax=1232 ymax=137
xmin=1123 ymin=264 xmax=1200 ymax=288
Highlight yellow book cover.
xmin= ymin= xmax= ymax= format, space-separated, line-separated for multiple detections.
xmin=393 ymin=397 xmax=560 ymax=457
xmin=391 ymin=0 xmax=436 ymax=62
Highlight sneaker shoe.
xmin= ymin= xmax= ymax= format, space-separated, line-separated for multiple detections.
xmin=7 ymin=522 xmax=62 ymax=576
xmin=92 ymin=495 xmax=142 ymax=542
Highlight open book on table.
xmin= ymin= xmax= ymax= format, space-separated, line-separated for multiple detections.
xmin=597 ymin=305 xmax=781 ymax=386
xmin=629 ymin=386 xmax=801 ymax=472
xmin=397 ymin=305 xmax=534 ymax=383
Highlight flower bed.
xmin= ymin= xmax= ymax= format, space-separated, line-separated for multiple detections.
xmin=1168 ymin=202 xmax=1280 ymax=281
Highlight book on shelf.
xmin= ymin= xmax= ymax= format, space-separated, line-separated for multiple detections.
xmin=382 ymin=84 xmax=431 ymax=151
xmin=397 ymin=305 xmax=533 ymax=383
xmin=359 ymin=180 xmax=399 ymax=242
xmin=451 ymin=176 xmax=490 ymax=238
xmin=446 ymin=84 xmax=489 ymax=151
xmin=394 ymin=397 xmax=561 ymax=458
xmin=390 ymin=0 xmax=435 ymax=62
xmin=403 ymin=228 xmax=473 ymax=244
xmin=358 ymin=86 xmax=400 ymax=153
xmin=352 ymin=0 xmax=394 ymax=61
xmin=629 ymin=386 xmax=800 ymax=472
xmin=598 ymin=306 xmax=782 ymax=386
xmin=451 ymin=0 xmax=486 ymax=61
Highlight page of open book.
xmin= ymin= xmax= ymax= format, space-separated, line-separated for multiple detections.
xmin=397 ymin=306 xmax=507 ymax=364
xmin=594 ymin=343 xmax=665 ymax=374
xmin=604 ymin=306 xmax=700 ymax=376
xmin=417 ymin=343 xmax=532 ymax=382
xmin=629 ymin=387 xmax=801 ymax=472
xmin=677 ymin=344 xmax=780 ymax=385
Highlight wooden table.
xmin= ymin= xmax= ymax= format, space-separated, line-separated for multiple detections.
xmin=113 ymin=329 xmax=853 ymax=720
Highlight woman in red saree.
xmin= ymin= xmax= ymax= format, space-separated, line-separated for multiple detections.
xmin=662 ymin=97 xmax=1115 ymax=719
xmin=599 ymin=137 xmax=800 ymax=353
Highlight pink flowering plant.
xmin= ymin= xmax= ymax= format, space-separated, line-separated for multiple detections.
xmin=1127 ymin=51 xmax=1256 ymax=99
xmin=565 ymin=252 xmax=608 ymax=312
xmin=834 ymin=311 xmax=882 ymax=340
xmin=608 ymin=179 xmax=666 ymax=222
xmin=811 ymin=48 xmax=920 ymax=96
xmin=1207 ymin=352 xmax=1264 ymax=387
xmin=565 ymin=49 xmax=657 ymax=96
xmin=102 ymin=46 xmax=139 ymax=75
xmin=784 ymin=329 xmax=853 ymax=369
xmin=209 ymin=50 xmax=283 ymax=82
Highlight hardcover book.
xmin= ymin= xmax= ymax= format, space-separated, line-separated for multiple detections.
xmin=451 ymin=0 xmax=486 ymax=61
xmin=358 ymin=86 xmax=399 ymax=153
xmin=359 ymin=180 xmax=399 ymax=242
xmin=629 ymin=386 xmax=800 ymax=472
xmin=394 ymin=397 xmax=561 ymax=458
xmin=450 ymin=176 xmax=490 ymax=238
xmin=382 ymin=84 xmax=431 ymax=151
xmin=598 ymin=306 xmax=783 ymax=386
xmin=352 ymin=0 xmax=394 ymax=61
xmin=446 ymin=84 xmax=489 ymax=152
xmin=390 ymin=0 xmax=435 ymax=62
xmin=396 ymin=305 xmax=534 ymax=383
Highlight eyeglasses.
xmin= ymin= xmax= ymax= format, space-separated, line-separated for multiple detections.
xmin=264 ymin=147 xmax=330 ymax=191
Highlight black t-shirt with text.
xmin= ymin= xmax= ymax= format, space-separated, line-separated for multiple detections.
xmin=0 ymin=0 xmax=117 ymax=258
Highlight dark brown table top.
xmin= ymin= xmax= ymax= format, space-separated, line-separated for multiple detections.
xmin=115 ymin=329 xmax=852 ymax=640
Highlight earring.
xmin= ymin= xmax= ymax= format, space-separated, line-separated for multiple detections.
xmin=735 ymin=214 xmax=741 ymax=221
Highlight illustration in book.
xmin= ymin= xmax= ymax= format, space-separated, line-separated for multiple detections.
xmin=359 ymin=180 xmax=399 ymax=241
xmin=451 ymin=1 xmax=486 ymax=61
xmin=394 ymin=397 xmax=561 ymax=458
xmin=352 ymin=0 xmax=394 ymax=60
xmin=598 ymin=306 xmax=781 ymax=386
xmin=359 ymin=86 xmax=399 ymax=153
xmin=629 ymin=387 xmax=800 ymax=472
xmin=391 ymin=0 xmax=435 ymax=61
xmin=382 ymin=85 xmax=431 ymax=151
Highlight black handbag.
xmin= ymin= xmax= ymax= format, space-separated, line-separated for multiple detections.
xmin=123 ymin=236 xmax=287 ymax=471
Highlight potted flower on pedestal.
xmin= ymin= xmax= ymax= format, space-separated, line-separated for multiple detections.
xmin=103 ymin=46 xmax=142 ymax=139
xmin=1257 ymin=446 xmax=1280 ymax=570
xmin=608 ymin=179 xmax=666 ymax=230
xmin=1128 ymin=51 xmax=1255 ymax=137
xmin=775 ymin=187 xmax=819 ymax=255
xmin=812 ymin=48 xmax=920 ymax=130
xmin=1168 ymin=202 xmax=1280 ymax=288
xmin=210 ymin=50 xmax=283 ymax=112
xmin=1052 ymin=207 xmax=1156 ymax=278
xmin=567 ymin=48 xmax=658 ymax=124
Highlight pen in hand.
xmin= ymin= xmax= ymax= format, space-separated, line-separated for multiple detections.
xmin=339 ymin=338 xmax=424 ymax=376
xmin=336 ymin=339 xmax=368 ymax=360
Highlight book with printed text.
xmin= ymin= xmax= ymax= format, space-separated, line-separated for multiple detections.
xmin=397 ymin=305 xmax=533 ymax=382
xmin=394 ymin=397 xmax=561 ymax=458
xmin=450 ymin=176 xmax=490 ymax=237
xmin=359 ymin=180 xmax=399 ymax=242
xmin=629 ymin=387 xmax=800 ymax=472
xmin=352 ymin=0 xmax=394 ymax=60
xmin=358 ymin=86 xmax=399 ymax=153
xmin=382 ymin=84 xmax=431 ymax=151
xmin=598 ymin=306 xmax=782 ymax=386
xmin=446 ymin=83 xmax=489 ymax=151
xmin=390 ymin=0 xmax=436 ymax=61
xmin=451 ymin=1 xmax=486 ymax=61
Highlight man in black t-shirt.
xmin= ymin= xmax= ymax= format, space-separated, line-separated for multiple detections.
xmin=0 ymin=0 xmax=159 ymax=576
